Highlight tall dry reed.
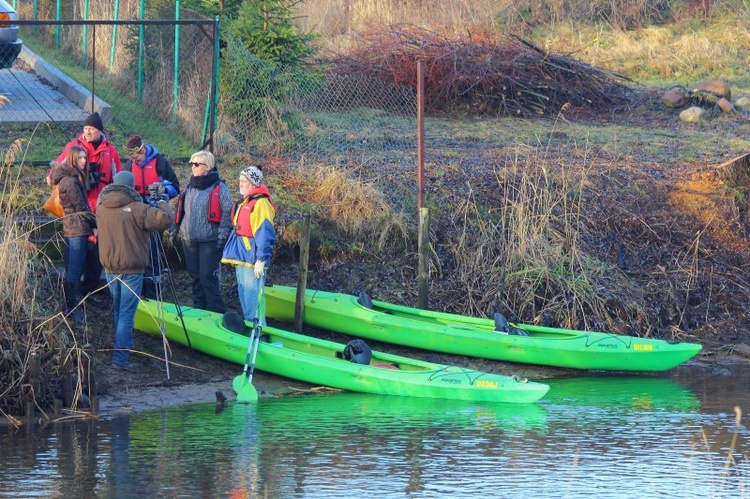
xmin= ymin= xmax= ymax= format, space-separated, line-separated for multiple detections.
xmin=444 ymin=140 xmax=648 ymax=333
xmin=0 ymin=139 xmax=94 ymax=424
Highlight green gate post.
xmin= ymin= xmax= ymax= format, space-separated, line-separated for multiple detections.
xmin=32 ymin=0 xmax=37 ymax=34
xmin=109 ymin=0 xmax=120 ymax=73
xmin=173 ymin=0 xmax=181 ymax=126
xmin=82 ymin=0 xmax=90 ymax=68
xmin=137 ymin=0 xmax=145 ymax=102
xmin=55 ymin=0 xmax=61 ymax=49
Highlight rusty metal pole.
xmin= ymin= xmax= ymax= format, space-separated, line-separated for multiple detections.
xmin=416 ymin=60 xmax=429 ymax=309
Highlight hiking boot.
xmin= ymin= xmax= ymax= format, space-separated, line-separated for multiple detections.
xmin=111 ymin=362 xmax=138 ymax=372
xmin=66 ymin=309 xmax=85 ymax=326
xmin=85 ymin=293 xmax=110 ymax=309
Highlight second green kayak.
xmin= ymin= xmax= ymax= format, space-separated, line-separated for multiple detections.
xmin=264 ymin=285 xmax=702 ymax=372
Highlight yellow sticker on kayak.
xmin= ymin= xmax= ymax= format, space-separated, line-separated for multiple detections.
xmin=633 ymin=344 xmax=654 ymax=351
xmin=477 ymin=380 xmax=499 ymax=389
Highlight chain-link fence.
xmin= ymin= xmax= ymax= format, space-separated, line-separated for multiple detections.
xmin=215 ymin=41 xmax=420 ymax=215
xmin=2 ymin=1 xmax=216 ymax=149
xmin=4 ymin=0 xmax=419 ymax=181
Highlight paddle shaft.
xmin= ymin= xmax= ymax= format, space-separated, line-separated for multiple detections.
xmin=246 ymin=321 xmax=262 ymax=384
xmin=245 ymin=281 xmax=266 ymax=382
xmin=241 ymin=281 xmax=266 ymax=378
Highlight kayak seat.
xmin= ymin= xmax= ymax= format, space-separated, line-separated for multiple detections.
xmin=494 ymin=312 xmax=530 ymax=336
xmin=336 ymin=339 xmax=373 ymax=364
xmin=358 ymin=292 xmax=373 ymax=309
xmin=222 ymin=311 xmax=246 ymax=335
xmin=494 ymin=312 xmax=510 ymax=333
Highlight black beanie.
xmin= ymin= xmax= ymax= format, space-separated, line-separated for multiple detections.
xmin=83 ymin=112 xmax=104 ymax=132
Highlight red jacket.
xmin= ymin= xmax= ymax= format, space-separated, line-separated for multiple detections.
xmin=56 ymin=134 xmax=122 ymax=213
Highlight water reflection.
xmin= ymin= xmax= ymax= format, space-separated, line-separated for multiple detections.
xmin=544 ymin=375 xmax=701 ymax=411
xmin=1 ymin=373 xmax=748 ymax=497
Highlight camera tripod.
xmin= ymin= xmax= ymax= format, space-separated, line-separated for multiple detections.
xmin=145 ymin=230 xmax=191 ymax=379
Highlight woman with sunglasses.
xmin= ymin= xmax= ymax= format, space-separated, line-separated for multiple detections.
xmin=174 ymin=150 xmax=233 ymax=313
xmin=48 ymin=145 xmax=96 ymax=324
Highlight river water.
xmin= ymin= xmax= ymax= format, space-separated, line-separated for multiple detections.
xmin=1 ymin=364 xmax=748 ymax=498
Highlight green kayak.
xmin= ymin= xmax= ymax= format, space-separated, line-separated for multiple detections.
xmin=263 ymin=285 xmax=703 ymax=372
xmin=133 ymin=300 xmax=550 ymax=404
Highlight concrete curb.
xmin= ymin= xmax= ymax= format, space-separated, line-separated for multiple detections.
xmin=18 ymin=46 xmax=112 ymax=124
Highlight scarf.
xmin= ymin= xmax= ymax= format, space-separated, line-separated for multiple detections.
xmin=189 ymin=169 xmax=220 ymax=191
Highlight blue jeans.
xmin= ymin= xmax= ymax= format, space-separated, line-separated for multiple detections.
xmin=236 ymin=266 xmax=266 ymax=325
xmin=64 ymin=235 xmax=87 ymax=285
xmin=106 ymin=273 xmax=143 ymax=365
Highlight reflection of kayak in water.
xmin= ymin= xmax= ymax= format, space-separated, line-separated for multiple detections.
xmin=543 ymin=376 xmax=700 ymax=411
xmin=126 ymin=394 xmax=548 ymax=466
xmin=255 ymin=393 xmax=549 ymax=435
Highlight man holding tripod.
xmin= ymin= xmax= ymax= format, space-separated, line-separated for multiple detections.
xmin=123 ymin=135 xmax=181 ymax=299
xmin=97 ymin=171 xmax=172 ymax=371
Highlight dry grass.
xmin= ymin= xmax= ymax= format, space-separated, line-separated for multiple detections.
xmin=443 ymin=147 xmax=647 ymax=332
xmin=0 ymin=141 xmax=98 ymax=424
xmin=296 ymin=1 xmax=750 ymax=90
xmin=274 ymin=163 xmax=412 ymax=256
xmin=534 ymin=13 xmax=750 ymax=87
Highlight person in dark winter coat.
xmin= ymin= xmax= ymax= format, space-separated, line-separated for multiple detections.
xmin=48 ymin=145 xmax=95 ymax=324
xmin=54 ymin=112 xmax=122 ymax=308
xmin=97 ymin=171 xmax=172 ymax=370
xmin=174 ymin=150 xmax=233 ymax=313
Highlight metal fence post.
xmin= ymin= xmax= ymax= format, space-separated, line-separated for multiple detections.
xmin=211 ymin=15 xmax=220 ymax=151
xmin=138 ymin=0 xmax=145 ymax=102
xmin=173 ymin=0 xmax=181 ymax=126
xmin=55 ymin=0 xmax=60 ymax=49
xmin=82 ymin=0 xmax=90 ymax=68
xmin=110 ymin=0 xmax=120 ymax=73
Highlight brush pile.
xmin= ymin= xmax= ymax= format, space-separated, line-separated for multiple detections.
xmin=323 ymin=25 xmax=635 ymax=116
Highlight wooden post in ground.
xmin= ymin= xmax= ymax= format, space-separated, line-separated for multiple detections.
xmin=418 ymin=208 xmax=430 ymax=309
xmin=61 ymin=350 xmax=74 ymax=409
xmin=294 ymin=214 xmax=312 ymax=334
xmin=25 ymin=352 xmax=39 ymax=418
xmin=84 ymin=346 xmax=98 ymax=414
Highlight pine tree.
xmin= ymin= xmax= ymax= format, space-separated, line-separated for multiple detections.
xmin=228 ymin=0 xmax=317 ymax=67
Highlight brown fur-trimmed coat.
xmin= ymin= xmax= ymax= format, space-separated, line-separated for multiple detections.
xmin=48 ymin=161 xmax=94 ymax=238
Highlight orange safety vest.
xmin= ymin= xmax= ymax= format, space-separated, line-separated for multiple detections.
xmin=231 ymin=194 xmax=271 ymax=238
xmin=131 ymin=157 xmax=161 ymax=197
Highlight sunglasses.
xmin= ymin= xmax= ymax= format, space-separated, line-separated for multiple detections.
xmin=189 ymin=162 xmax=208 ymax=168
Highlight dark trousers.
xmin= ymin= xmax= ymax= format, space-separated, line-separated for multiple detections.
xmin=80 ymin=241 xmax=104 ymax=296
xmin=182 ymin=239 xmax=225 ymax=313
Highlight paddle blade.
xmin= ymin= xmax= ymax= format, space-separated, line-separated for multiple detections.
xmin=232 ymin=373 xmax=259 ymax=403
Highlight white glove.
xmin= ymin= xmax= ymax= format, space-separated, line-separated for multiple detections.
xmin=253 ymin=260 xmax=265 ymax=279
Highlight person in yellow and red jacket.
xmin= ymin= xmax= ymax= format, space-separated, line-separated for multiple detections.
xmin=221 ymin=165 xmax=276 ymax=324
xmin=54 ymin=112 xmax=122 ymax=308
